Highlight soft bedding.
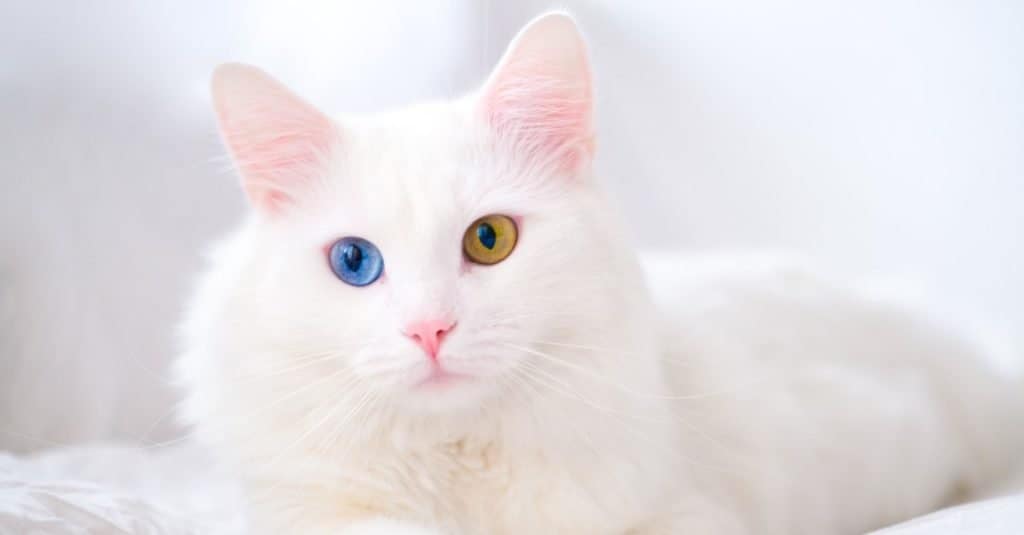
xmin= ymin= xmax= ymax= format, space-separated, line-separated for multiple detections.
xmin=872 ymin=493 xmax=1024 ymax=534
xmin=0 ymin=442 xmax=1020 ymax=534
xmin=0 ymin=443 xmax=244 ymax=534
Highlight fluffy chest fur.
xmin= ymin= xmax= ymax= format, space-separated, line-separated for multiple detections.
xmin=230 ymin=381 xmax=680 ymax=535
xmin=342 ymin=437 xmax=655 ymax=534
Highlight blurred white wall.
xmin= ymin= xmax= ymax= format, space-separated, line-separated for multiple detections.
xmin=1 ymin=0 xmax=1021 ymax=452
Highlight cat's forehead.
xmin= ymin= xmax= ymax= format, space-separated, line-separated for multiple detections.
xmin=319 ymin=101 xmax=497 ymax=237
xmin=344 ymin=101 xmax=471 ymax=163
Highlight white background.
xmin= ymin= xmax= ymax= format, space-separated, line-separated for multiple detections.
xmin=1 ymin=0 xmax=1021 ymax=451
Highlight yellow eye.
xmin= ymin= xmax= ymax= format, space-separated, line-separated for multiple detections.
xmin=463 ymin=214 xmax=518 ymax=265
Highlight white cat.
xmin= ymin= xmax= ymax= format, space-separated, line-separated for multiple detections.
xmin=176 ymin=12 xmax=1024 ymax=535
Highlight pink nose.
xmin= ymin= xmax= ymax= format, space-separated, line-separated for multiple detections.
xmin=403 ymin=319 xmax=456 ymax=360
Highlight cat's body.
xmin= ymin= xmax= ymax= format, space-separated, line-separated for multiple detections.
xmin=643 ymin=253 xmax=1022 ymax=533
xmin=177 ymin=13 xmax=1023 ymax=535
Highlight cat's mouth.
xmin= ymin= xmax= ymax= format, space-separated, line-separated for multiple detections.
xmin=413 ymin=367 xmax=472 ymax=389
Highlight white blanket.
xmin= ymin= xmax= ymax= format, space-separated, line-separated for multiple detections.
xmin=0 ymin=443 xmax=245 ymax=534
xmin=1 ymin=443 xmax=1021 ymax=534
xmin=871 ymin=494 xmax=1024 ymax=535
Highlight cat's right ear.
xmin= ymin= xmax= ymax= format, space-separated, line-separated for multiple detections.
xmin=476 ymin=12 xmax=594 ymax=175
xmin=211 ymin=63 xmax=336 ymax=216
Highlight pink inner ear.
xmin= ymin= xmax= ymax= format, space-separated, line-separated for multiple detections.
xmin=219 ymin=105 xmax=334 ymax=214
xmin=484 ymin=61 xmax=593 ymax=172
xmin=212 ymin=66 xmax=335 ymax=215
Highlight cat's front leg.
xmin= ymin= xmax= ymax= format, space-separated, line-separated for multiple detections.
xmin=246 ymin=481 xmax=445 ymax=535
xmin=254 ymin=516 xmax=442 ymax=535
xmin=339 ymin=517 xmax=445 ymax=535
xmin=629 ymin=499 xmax=747 ymax=535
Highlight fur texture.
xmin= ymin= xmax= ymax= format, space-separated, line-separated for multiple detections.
xmin=177 ymin=12 xmax=1024 ymax=534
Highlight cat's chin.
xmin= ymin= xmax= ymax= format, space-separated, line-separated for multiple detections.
xmin=393 ymin=370 xmax=497 ymax=413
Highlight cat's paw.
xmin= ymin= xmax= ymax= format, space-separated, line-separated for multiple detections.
xmin=340 ymin=518 xmax=443 ymax=535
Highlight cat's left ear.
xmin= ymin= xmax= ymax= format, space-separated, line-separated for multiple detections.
xmin=211 ymin=63 xmax=336 ymax=216
xmin=477 ymin=12 xmax=594 ymax=174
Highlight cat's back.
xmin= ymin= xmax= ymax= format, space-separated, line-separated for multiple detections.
xmin=639 ymin=250 xmax=884 ymax=368
xmin=640 ymin=250 xmax=995 ymax=372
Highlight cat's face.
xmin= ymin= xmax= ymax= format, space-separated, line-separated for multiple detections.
xmin=203 ymin=14 xmax=643 ymax=415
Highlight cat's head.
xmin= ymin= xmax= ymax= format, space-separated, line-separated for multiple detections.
xmin=187 ymin=13 xmax=652 ymax=422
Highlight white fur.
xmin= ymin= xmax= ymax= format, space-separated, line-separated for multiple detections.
xmin=176 ymin=13 xmax=1024 ymax=535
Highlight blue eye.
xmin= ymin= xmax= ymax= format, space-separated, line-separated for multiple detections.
xmin=328 ymin=237 xmax=383 ymax=287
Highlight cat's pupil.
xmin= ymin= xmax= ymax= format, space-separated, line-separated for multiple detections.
xmin=477 ymin=223 xmax=497 ymax=250
xmin=343 ymin=244 xmax=363 ymax=271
